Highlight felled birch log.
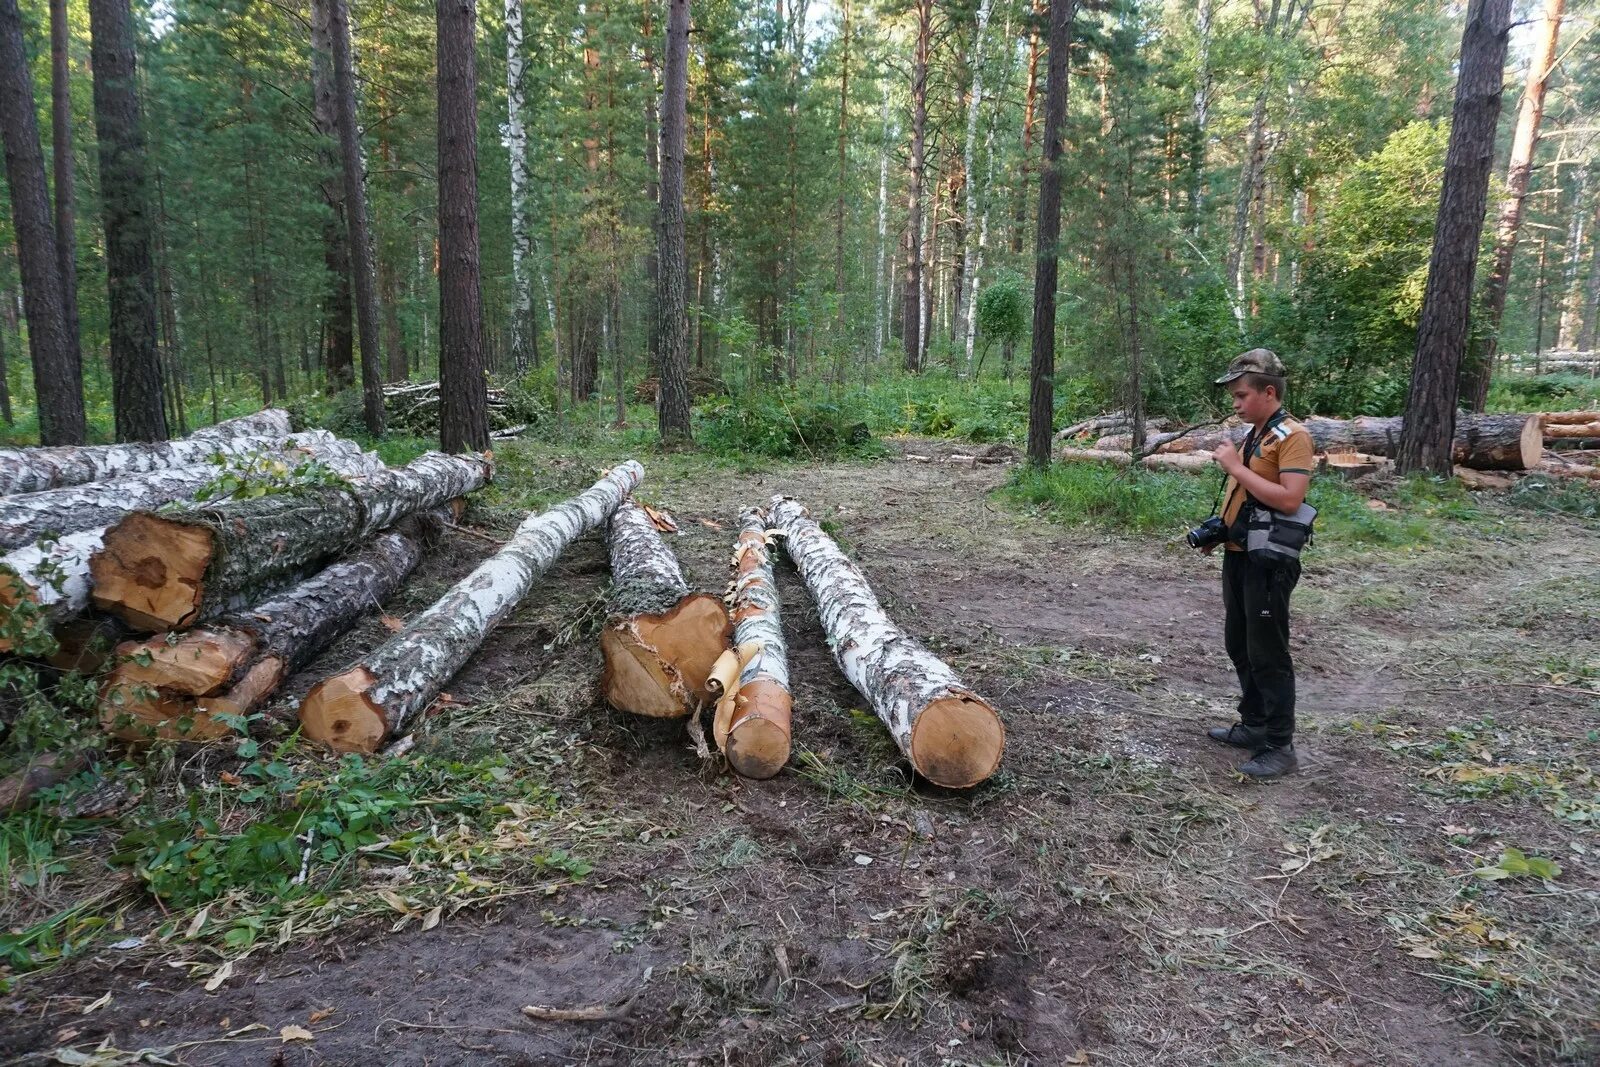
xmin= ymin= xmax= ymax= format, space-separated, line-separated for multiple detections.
xmin=1096 ymin=413 xmax=1543 ymax=471
xmin=298 ymin=461 xmax=644 ymax=753
xmin=1056 ymin=447 xmax=1216 ymax=473
xmin=0 ymin=431 xmax=360 ymax=551
xmin=90 ymin=452 xmax=490 ymax=632
xmin=0 ymin=408 xmax=293 ymax=495
xmin=101 ymin=509 xmax=451 ymax=741
xmin=600 ymin=499 xmax=731 ymax=719
xmin=0 ymin=445 xmax=388 ymax=651
xmin=707 ymin=508 xmax=791 ymax=779
xmin=768 ymin=496 xmax=1004 ymax=789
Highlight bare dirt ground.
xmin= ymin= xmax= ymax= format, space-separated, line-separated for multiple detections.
xmin=3 ymin=440 xmax=1597 ymax=1066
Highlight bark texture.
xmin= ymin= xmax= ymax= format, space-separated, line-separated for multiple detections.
xmin=90 ymin=451 xmax=491 ymax=632
xmin=88 ymin=0 xmax=167 ymax=443
xmin=505 ymin=0 xmax=533 ymax=372
xmin=299 ymin=461 xmax=644 ymax=752
xmin=901 ymin=0 xmax=930 ymax=372
xmin=309 ymin=0 xmax=354 ymax=390
xmin=655 ymin=0 xmax=692 ymax=443
xmin=1396 ymin=0 xmax=1512 ymax=475
xmin=712 ymin=508 xmax=791 ymax=780
xmin=601 ymin=498 xmax=730 ymax=718
xmin=50 ymin=0 xmax=81 ymax=380
xmin=1026 ymin=0 xmax=1072 ymax=466
xmin=1057 ymin=447 xmax=1214 ymax=473
xmin=437 ymin=0 xmax=490 ymax=453
xmin=0 ymin=408 xmax=292 ymax=494
xmin=102 ymin=511 xmax=446 ymax=741
xmin=0 ymin=0 xmax=86 ymax=445
xmin=769 ymin=496 xmax=1004 ymax=789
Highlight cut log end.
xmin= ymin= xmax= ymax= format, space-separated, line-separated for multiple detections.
xmin=100 ymin=682 xmax=235 ymax=742
xmin=601 ymin=593 xmax=732 ymax=718
xmin=1517 ymin=415 xmax=1544 ymax=469
xmin=299 ymin=667 xmax=386 ymax=753
xmin=90 ymin=513 xmax=214 ymax=632
xmin=723 ymin=679 xmax=792 ymax=780
xmin=908 ymin=693 xmax=1006 ymax=789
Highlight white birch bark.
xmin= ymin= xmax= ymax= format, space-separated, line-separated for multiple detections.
xmin=873 ymin=87 xmax=893 ymax=365
xmin=713 ymin=507 xmax=792 ymax=779
xmin=0 ymin=408 xmax=293 ymax=495
xmin=607 ymin=498 xmax=689 ymax=615
xmin=1190 ymin=0 xmax=1213 ymax=226
xmin=506 ymin=0 xmax=534 ymax=372
xmin=727 ymin=509 xmax=788 ymax=695
xmin=957 ymin=0 xmax=994 ymax=372
xmin=769 ymin=496 xmax=1003 ymax=789
xmin=1557 ymin=165 xmax=1589 ymax=349
xmin=299 ymin=461 xmax=643 ymax=751
xmin=964 ymin=106 xmax=998 ymax=372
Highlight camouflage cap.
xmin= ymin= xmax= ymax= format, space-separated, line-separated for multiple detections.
xmin=1215 ymin=347 xmax=1286 ymax=385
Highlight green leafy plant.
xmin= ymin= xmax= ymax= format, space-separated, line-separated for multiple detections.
xmin=1473 ymin=847 xmax=1562 ymax=882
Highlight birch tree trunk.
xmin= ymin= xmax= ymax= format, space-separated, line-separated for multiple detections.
xmin=1556 ymin=166 xmax=1589 ymax=350
xmin=1584 ymin=187 xmax=1600 ymax=352
xmin=769 ymin=496 xmax=1003 ymax=789
xmin=709 ymin=507 xmax=791 ymax=779
xmin=300 ymin=461 xmax=644 ymax=752
xmin=958 ymin=0 xmax=994 ymax=373
xmin=102 ymin=509 xmax=450 ymax=741
xmin=0 ymin=430 xmax=356 ymax=550
xmin=873 ymin=87 xmax=892 ymax=365
xmin=506 ymin=0 xmax=534 ymax=373
xmin=1464 ymin=0 xmax=1564 ymax=411
xmin=1189 ymin=0 xmax=1213 ymax=227
xmin=0 ymin=407 xmax=291 ymax=494
xmin=602 ymin=497 xmax=730 ymax=718
xmin=90 ymin=452 xmax=491 ymax=632
xmin=310 ymin=0 xmax=354 ymax=390
xmin=902 ymin=0 xmax=930 ymax=373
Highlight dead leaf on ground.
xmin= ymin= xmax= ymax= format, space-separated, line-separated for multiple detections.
xmin=280 ymin=1024 xmax=315 ymax=1043
xmin=380 ymin=613 xmax=406 ymax=633
xmin=308 ymin=1007 xmax=336 ymax=1025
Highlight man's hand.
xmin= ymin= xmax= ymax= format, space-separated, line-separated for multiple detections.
xmin=1214 ymin=440 xmax=1243 ymax=474
xmin=1201 ymin=543 xmax=1217 ymax=556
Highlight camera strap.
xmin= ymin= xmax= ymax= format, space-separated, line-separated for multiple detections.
xmin=1209 ymin=424 xmax=1261 ymax=518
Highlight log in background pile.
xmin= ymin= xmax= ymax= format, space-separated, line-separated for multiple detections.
xmin=383 ymin=381 xmax=532 ymax=437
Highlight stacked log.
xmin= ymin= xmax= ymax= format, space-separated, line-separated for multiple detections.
xmin=1094 ymin=413 xmax=1543 ymax=471
xmin=89 ymin=452 xmax=492 ymax=633
xmin=101 ymin=510 xmax=452 ymax=741
xmin=768 ymin=496 xmax=1003 ymax=789
xmin=0 ymin=443 xmax=387 ymax=650
xmin=708 ymin=508 xmax=791 ymax=779
xmin=1056 ymin=447 xmax=1216 ymax=473
xmin=600 ymin=499 xmax=731 ymax=719
xmin=299 ymin=461 xmax=644 ymax=753
xmin=1054 ymin=412 xmax=1170 ymax=441
xmin=0 ymin=409 xmax=293 ymax=494
xmin=383 ymin=381 xmax=527 ymax=436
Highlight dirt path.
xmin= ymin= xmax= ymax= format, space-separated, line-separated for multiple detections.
xmin=5 ymin=445 xmax=1596 ymax=1065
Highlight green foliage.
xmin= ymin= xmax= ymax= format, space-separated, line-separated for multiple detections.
xmin=189 ymin=453 xmax=350 ymax=504
xmin=695 ymin=391 xmax=882 ymax=459
xmin=1504 ymin=477 xmax=1600 ymax=520
xmin=1486 ymin=374 xmax=1600 ymax=413
xmin=1473 ymin=847 xmax=1563 ymax=882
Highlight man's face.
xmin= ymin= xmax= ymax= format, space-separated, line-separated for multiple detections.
xmin=1229 ymin=381 xmax=1277 ymax=425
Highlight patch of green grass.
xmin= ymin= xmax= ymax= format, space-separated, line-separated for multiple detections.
xmin=1504 ymin=476 xmax=1600 ymax=520
xmin=1487 ymin=372 xmax=1600 ymax=413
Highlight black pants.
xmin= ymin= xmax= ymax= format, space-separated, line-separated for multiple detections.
xmin=1222 ymin=550 xmax=1299 ymax=748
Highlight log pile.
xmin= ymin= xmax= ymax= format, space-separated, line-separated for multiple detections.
xmin=768 ymin=496 xmax=1004 ymax=789
xmin=632 ymin=373 xmax=728 ymax=404
xmin=383 ymin=381 xmax=530 ymax=437
xmin=299 ymin=462 xmax=644 ymax=752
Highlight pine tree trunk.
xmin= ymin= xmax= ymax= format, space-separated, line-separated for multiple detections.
xmin=90 ymin=452 xmax=491 ymax=632
xmin=601 ymin=497 xmax=730 ymax=718
xmin=1189 ymin=0 xmax=1213 ymax=227
xmin=1027 ymin=0 xmax=1071 ymax=467
xmin=1463 ymin=0 xmax=1564 ymax=411
xmin=833 ymin=0 xmax=851 ymax=343
xmin=49 ymin=0 xmax=81 ymax=379
xmin=902 ymin=0 xmax=930 ymax=373
xmin=329 ymin=0 xmax=386 ymax=434
xmin=437 ymin=0 xmax=490 ymax=452
xmin=1012 ymin=0 xmax=1042 ymax=259
xmin=711 ymin=507 xmax=791 ymax=780
xmin=656 ymin=0 xmax=692 ymax=443
xmin=506 ymin=0 xmax=534 ymax=374
xmin=1397 ymin=0 xmax=1512 ymax=476
xmin=642 ymin=0 xmax=660 ymax=375
xmin=310 ymin=0 xmax=355 ymax=390
xmin=769 ymin=496 xmax=1003 ymax=789
xmin=88 ymin=0 xmax=168 ymax=443
xmin=0 ymin=407 xmax=291 ymax=494
xmin=300 ymin=462 xmax=643 ymax=752
xmin=0 ymin=431 xmax=362 ymax=551
xmin=0 ymin=0 xmax=86 ymax=445
xmin=102 ymin=509 xmax=450 ymax=741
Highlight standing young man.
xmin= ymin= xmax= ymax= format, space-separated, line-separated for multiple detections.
xmin=1205 ymin=349 xmax=1313 ymax=779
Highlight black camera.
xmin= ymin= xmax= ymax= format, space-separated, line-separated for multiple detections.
xmin=1186 ymin=515 xmax=1228 ymax=550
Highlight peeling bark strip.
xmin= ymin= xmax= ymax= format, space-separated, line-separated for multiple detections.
xmin=1095 ymin=413 xmax=1541 ymax=471
xmin=90 ymin=452 xmax=491 ymax=633
xmin=300 ymin=461 xmax=645 ymax=753
xmin=101 ymin=510 xmax=450 ymax=741
xmin=0 ymin=408 xmax=293 ymax=495
xmin=601 ymin=499 xmax=731 ymax=720
xmin=710 ymin=508 xmax=791 ymax=779
xmin=0 ymin=443 xmax=387 ymax=648
xmin=769 ymin=496 xmax=1004 ymax=789
xmin=0 ymin=430 xmax=356 ymax=550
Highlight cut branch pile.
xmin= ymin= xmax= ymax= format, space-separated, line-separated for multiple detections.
xmin=383 ymin=381 xmax=526 ymax=436
xmin=90 ymin=452 xmax=492 ymax=632
xmin=1054 ymin=411 xmax=1170 ymax=441
xmin=299 ymin=462 xmax=644 ymax=752
xmin=769 ymin=496 xmax=1004 ymax=789
xmin=600 ymin=499 xmax=730 ymax=718
xmin=707 ymin=508 xmax=791 ymax=779
xmin=0 ymin=408 xmax=293 ymax=495
xmin=101 ymin=509 xmax=453 ymax=741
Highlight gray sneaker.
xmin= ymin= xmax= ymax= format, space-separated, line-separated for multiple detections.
xmin=1238 ymin=745 xmax=1297 ymax=779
